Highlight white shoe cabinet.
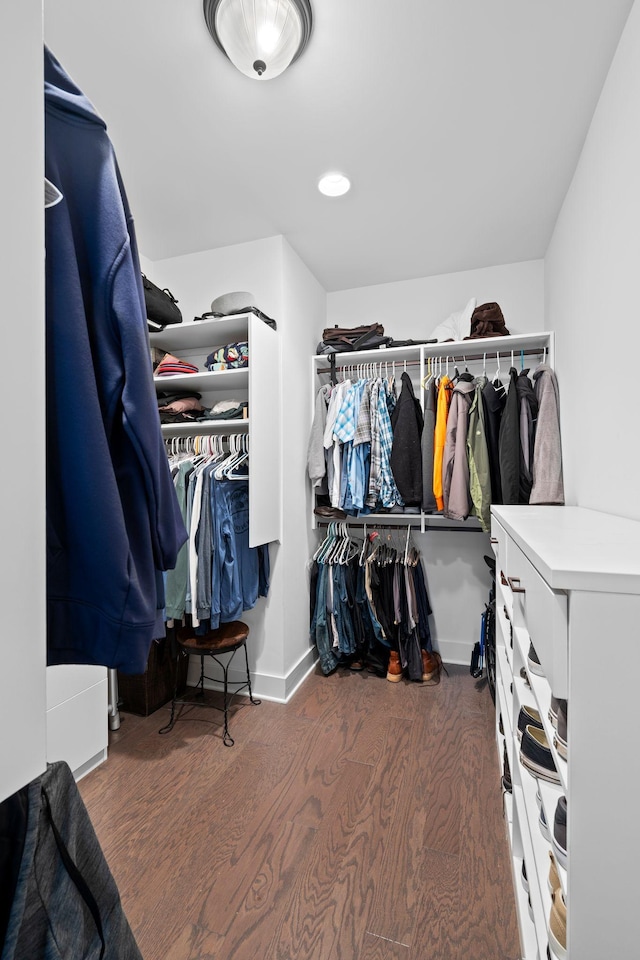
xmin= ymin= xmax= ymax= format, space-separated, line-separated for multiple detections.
xmin=491 ymin=504 xmax=640 ymax=960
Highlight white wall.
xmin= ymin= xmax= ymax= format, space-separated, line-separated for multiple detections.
xmin=327 ymin=259 xmax=544 ymax=339
xmin=545 ymin=0 xmax=640 ymax=520
xmin=280 ymin=239 xmax=327 ymax=693
xmin=0 ymin=0 xmax=47 ymax=802
xmin=325 ymin=259 xmax=545 ymax=663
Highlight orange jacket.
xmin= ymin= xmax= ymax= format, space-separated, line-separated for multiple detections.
xmin=433 ymin=376 xmax=453 ymax=511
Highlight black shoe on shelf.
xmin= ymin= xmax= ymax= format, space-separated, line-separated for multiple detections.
xmin=519 ymin=724 xmax=561 ymax=784
xmin=502 ymin=742 xmax=512 ymax=793
xmin=517 ymin=703 xmax=543 ymax=741
xmin=553 ymin=795 xmax=568 ymax=869
xmin=527 ymin=641 xmax=545 ymax=677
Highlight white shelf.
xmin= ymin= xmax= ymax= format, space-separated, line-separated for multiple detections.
xmin=160 ymin=418 xmax=249 ymax=436
xmin=154 ymin=311 xmax=280 ymax=547
xmin=313 ymin=331 xmax=553 ymax=369
xmin=154 ymin=367 xmax=248 ymax=392
xmin=492 ymin=504 xmax=640 ymax=594
xmin=149 ymin=313 xmax=254 ymax=352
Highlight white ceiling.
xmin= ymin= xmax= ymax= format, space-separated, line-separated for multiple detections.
xmin=44 ymin=0 xmax=633 ymax=293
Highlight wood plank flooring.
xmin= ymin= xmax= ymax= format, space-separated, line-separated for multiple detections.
xmin=79 ymin=665 xmax=520 ymax=960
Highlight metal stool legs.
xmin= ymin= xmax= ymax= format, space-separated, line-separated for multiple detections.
xmin=159 ymin=640 xmax=260 ymax=745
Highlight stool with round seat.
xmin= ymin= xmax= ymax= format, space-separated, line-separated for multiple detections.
xmin=158 ymin=620 xmax=260 ymax=746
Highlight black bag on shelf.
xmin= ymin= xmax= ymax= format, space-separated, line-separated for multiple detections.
xmin=316 ymin=323 xmax=392 ymax=354
xmin=141 ymin=274 xmax=182 ymax=332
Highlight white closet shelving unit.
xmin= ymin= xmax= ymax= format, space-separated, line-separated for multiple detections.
xmin=311 ymin=331 xmax=554 ymax=531
xmin=491 ymin=504 xmax=640 ymax=959
xmin=150 ymin=312 xmax=281 ymax=546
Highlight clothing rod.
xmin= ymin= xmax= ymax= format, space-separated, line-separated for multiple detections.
xmin=315 ymin=519 xmax=484 ymax=533
xmin=316 ymin=347 xmax=545 ymax=375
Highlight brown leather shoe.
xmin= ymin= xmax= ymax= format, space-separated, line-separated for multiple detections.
xmin=386 ymin=650 xmax=403 ymax=683
xmin=314 ymin=505 xmax=347 ymax=520
xmin=421 ymin=649 xmax=444 ymax=684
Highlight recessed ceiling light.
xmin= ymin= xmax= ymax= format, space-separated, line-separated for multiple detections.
xmin=318 ymin=173 xmax=351 ymax=197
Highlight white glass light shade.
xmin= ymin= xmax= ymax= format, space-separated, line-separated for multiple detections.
xmin=213 ymin=0 xmax=307 ymax=80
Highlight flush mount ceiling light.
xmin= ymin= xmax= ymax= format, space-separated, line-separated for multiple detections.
xmin=203 ymin=0 xmax=313 ymax=80
xmin=318 ymin=173 xmax=351 ymax=197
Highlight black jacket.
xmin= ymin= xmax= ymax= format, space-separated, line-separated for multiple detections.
xmin=498 ymin=368 xmax=520 ymax=505
xmin=390 ymin=372 xmax=424 ymax=506
xmin=515 ymin=369 xmax=539 ymax=504
xmin=482 ymin=379 xmax=506 ymax=504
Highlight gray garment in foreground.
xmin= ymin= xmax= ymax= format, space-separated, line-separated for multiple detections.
xmin=530 ymin=364 xmax=565 ymax=505
xmin=421 ymin=378 xmax=437 ymax=512
xmin=1 ymin=761 xmax=142 ymax=960
xmin=307 ymin=383 xmax=331 ymax=489
xmin=467 ymin=376 xmax=492 ymax=532
xmin=442 ymin=378 xmax=475 ymax=520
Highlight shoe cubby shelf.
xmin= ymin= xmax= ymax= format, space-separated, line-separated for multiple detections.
xmin=491 ymin=504 xmax=640 ymax=960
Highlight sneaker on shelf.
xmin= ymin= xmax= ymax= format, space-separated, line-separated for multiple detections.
xmin=549 ymin=694 xmax=563 ymax=728
xmin=548 ymin=888 xmax=567 ymax=960
xmin=548 ymin=850 xmax=561 ymax=894
xmin=386 ymin=650 xmax=403 ymax=683
xmin=502 ymin=743 xmax=512 ymax=793
xmin=519 ymin=665 xmax=531 ymax=688
xmin=552 ymin=795 xmax=568 ymax=869
xmin=520 ymin=725 xmax=561 ymax=783
xmin=517 ymin=703 xmax=544 ymax=741
xmin=553 ymin=700 xmax=568 ymax=760
xmin=539 ymin=803 xmax=552 ymax=842
xmin=521 ymin=859 xmax=529 ymax=893
xmin=527 ymin=641 xmax=545 ymax=677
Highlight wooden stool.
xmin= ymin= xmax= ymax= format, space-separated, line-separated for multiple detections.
xmin=158 ymin=621 xmax=260 ymax=746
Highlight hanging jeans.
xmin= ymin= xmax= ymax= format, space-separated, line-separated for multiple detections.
xmin=332 ymin=564 xmax=356 ymax=656
xmin=210 ymin=478 xmax=258 ymax=627
xmin=310 ymin=563 xmax=338 ymax=675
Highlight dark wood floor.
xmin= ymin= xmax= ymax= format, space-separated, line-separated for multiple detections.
xmin=80 ymin=664 xmax=520 ymax=960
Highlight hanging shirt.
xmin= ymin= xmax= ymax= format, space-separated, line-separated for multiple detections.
xmin=442 ymin=377 xmax=475 ymax=520
xmin=530 ymin=364 xmax=565 ymax=505
xmin=498 ymin=368 xmax=521 ymax=505
xmin=421 ymin=378 xmax=438 ymax=513
xmin=467 ymin=376 xmax=492 ymax=532
xmin=390 ymin=372 xmax=424 ymax=506
xmin=482 ymin=378 xmax=506 ymax=504
xmin=433 ymin=376 xmax=453 ymax=511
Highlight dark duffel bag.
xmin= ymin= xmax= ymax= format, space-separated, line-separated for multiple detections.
xmin=142 ymin=273 xmax=182 ymax=332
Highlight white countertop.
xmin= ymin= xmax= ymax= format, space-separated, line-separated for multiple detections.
xmin=491 ymin=505 xmax=640 ymax=594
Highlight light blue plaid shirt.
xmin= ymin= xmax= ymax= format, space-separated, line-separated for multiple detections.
xmin=366 ymin=379 xmax=402 ymax=508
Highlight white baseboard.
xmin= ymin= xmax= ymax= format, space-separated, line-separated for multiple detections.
xmin=186 ymin=645 xmax=318 ymax=704
xmin=437 ymin=637 xmax=474 ymax=667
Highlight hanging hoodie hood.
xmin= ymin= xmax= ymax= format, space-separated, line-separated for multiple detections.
xmin=44 ymin=46 xmax=106 ymax=129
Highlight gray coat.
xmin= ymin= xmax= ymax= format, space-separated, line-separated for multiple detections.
xmin=442 ymin=378 xmax=475 ymax=520
xmin=530 ymin=364 xmax=564 ymax=505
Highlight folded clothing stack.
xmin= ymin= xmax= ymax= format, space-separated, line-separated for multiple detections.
xmin=157 ymin=389 xmax=204 ymax=424
xmin=155 ymin=352 xmax=199 ymax=376
xmin=202 ymin=399 xmax=248 ymax=421
xmin=205 ymin=342 xmax=249 ymax=371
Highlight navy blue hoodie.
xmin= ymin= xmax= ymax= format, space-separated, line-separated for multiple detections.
xmin=44 ymin=48 xmax=187 ymax=673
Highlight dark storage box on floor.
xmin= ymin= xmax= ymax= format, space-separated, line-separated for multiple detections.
xmin=117 ymin=634 xmax=188 ymax=716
